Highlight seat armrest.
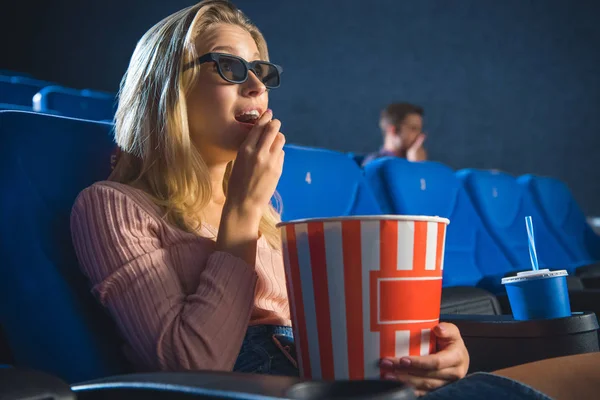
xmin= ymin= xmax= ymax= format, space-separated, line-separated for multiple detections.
xmin=441 ymin=312 xmax=599 ymax=373
xmin=0 ymin=367 xmax=75 ymax=400
xmin=73 ymin=371 xmax=415 ymax=400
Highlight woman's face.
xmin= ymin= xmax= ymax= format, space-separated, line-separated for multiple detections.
xmin=186 ymin=23 xmax=269 ymax=165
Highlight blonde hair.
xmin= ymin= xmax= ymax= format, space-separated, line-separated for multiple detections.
xmin=110 ymin=0 xmax=281 ymax=248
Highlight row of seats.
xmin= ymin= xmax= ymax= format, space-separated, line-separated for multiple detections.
xmin=279 ymin=150 xmax=600 ymax=293
xmin=0 ymin=73 xmax=115 ymax=120
xmin=0 ymin=110 xmax=598 ymax=382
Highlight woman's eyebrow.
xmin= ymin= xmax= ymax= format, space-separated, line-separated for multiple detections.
xmin=211 ymin=45 xmax=260 ymax=59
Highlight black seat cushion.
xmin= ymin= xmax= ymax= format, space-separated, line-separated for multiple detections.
xmin=441 ymin=287 xmax=501 ymax=316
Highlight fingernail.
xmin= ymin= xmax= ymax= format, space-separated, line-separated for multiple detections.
xmin=399 ymin=358 xmax=411 ymax=367
xmin=266 ymin=109 xmax=273 ymax=114
xmin=436 ymin=324 xmax=446 ymax=333
xmin=384 ymin=373 xmax=396 ymax=380
xmin=379 ymin=359 xmax=394 ymax=368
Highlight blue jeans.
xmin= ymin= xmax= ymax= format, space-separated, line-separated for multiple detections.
xmin=234 ymin=325 xmax=552 ymax=399
xmin=233 ymin=325 xmax=299 ymax=376
xmin=423 ymin=373 xmax=552 ymax=399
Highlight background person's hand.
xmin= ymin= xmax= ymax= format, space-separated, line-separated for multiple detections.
xmin=406 ymin=133 xmax=427 ymax=162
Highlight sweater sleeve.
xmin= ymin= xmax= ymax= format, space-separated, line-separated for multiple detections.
xmin=70 ymin=184 xmax=257 ymax=372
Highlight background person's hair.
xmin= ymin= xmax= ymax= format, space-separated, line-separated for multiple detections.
xmin=110 ymin=0 xmax=282 ymax=249
xmin=381 ymin=103 xmax=424 ymax=129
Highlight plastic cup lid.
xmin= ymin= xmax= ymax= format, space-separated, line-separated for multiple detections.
xmin=501 ymin=269 xmax=568 ymax=285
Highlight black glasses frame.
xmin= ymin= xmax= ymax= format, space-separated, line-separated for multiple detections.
xmin=184 ymin=52 xmax=283 ymax=89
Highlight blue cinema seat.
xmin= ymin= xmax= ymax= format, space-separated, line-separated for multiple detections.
xmin=281 ymin=149 xmax=501 ymax=314
xmin=277 ymin=145 xmax=381 ymax=221
xmin=33 ymin=86 xmax=115 ymax=121
xmin=0 ymin=76 xmax=48 ymax=106
xmin=346 ymin=151 xmax=366 ymax=167
xmin=518 ymin=175 xmax=600 ymax=287
xmin=519 ymin=175 xmax=600 ymax=264
xmin=0 ymin=111 xmax=128 ymax=382
xmin=364 ymin=158 xmax=517 ymax=293
xmin=0 ymin=103 xmax=33 ymax=112
xmin=458 ymin=169 xmax=583 ymax=274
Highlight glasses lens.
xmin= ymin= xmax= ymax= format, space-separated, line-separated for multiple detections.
xmin=254 ymin=62 xmax=280 ymax=88
xmin=217 ymin=55 xmax=247 ymax=82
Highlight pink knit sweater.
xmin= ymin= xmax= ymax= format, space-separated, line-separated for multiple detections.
xmin=70 ymin=181 xmax=290 ymax=372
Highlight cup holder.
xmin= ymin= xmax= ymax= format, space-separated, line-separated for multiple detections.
xmin=286 ymin=380 xmax=416 ymax=400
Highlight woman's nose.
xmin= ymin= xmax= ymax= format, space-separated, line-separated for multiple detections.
xmin=241 ymin=71 xmax=267 ymax=97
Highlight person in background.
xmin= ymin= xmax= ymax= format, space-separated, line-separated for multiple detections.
xmin=362 ymin=102 xmax=427 ymax=166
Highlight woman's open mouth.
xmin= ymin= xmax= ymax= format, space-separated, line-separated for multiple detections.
xmin=235 ymin=110 xmax=260 ymax=126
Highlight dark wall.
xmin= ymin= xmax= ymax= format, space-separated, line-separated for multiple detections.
xmin=2 ymin=0 xmax=600 ymax=215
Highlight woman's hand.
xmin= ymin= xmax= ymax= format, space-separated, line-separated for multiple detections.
xmin=217 ymin=109 xmax=285 ymax=265
xmin=225 ymin=109 xmax=285 ymax=218
xmin=380 ymin=323 xmax=469 ymax=397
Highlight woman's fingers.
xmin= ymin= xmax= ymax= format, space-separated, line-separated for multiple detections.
xmin=270 ymin=132 xmax=286 ymax=154
xmin=277 ymin=148 xmax=285 ymax=169
xmin=380 ymin=351 xmax=461 ymax=374
xmin=385 ymin=365 xmax=465 ymax=381
xmin=256 ymin=119 xmax=281 ymax=154
xmin=384 ymin=372 xmax=448 ymax=393
xmin=243 ymin=109 xmax=273 ymax=149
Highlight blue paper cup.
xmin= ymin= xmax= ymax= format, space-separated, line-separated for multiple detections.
xmin=501 ymin=269 xmax=571 ymax=321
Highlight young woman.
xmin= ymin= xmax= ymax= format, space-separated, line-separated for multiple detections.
xmin=71 ymin=1 xmax=586 ymax=398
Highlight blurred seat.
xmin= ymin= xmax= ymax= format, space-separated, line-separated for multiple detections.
xmin=0 ymin=102 xmax=61 ymax=115
xmin=458 ymin=169 xmax=583 ymax=274
xmin=519 ymin=175 xmax=600 ymax=285
xmin=519 ymin=175 xmax=600 ymax=263
xmin=0 ymin=103 xmax=33 ymax=112
xmin=346 ymin=152 xmax=365 ymax=167
xmin=280 ymin=152 xmax=500 ymax=315
xmin=33 ymin=86 xmax=115 ymax=121
xmin=277 ymin=145 xmax=381 ymax=221
xmin=0 ymin=76 xmax=48 ymax=106
xmin=0 ymin=111 xmax=129 ymax=382
xmin=589 ymin=217 xmax=600 ymax=236
xmin=280 ymin=148 xmax=500 ymax=314
xmin=364 ymin=158 xmax=517 ymax=293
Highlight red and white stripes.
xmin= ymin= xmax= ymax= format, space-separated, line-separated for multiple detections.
xmin=281 ymin=217 xmax=448 ymax=380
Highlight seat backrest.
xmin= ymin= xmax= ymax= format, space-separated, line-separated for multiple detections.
xmin=346 ymin=152 xmax=365 ymax=167
xmin=364 ymin=158 xmax=515 ymax=290
xmin=277 ymin=145 xmax=381 ymax=221
xmin=0 ymin=111 xmax=129 ymax=382
xmin=519 ymin=174 xmax=600 ymax=263
xmin=0 ymin=103 xmax=33 ymax=112
xmin=0 ymin=76 xmax=48 ymax=106
xmin=33 ymin=86 xmax=115 ymax=121
xmin=458 ymin=169 xmax=578 ymax=272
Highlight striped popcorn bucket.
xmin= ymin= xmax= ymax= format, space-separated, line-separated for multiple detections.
xmin=279 ymin=215 xmax=449 ymax=380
